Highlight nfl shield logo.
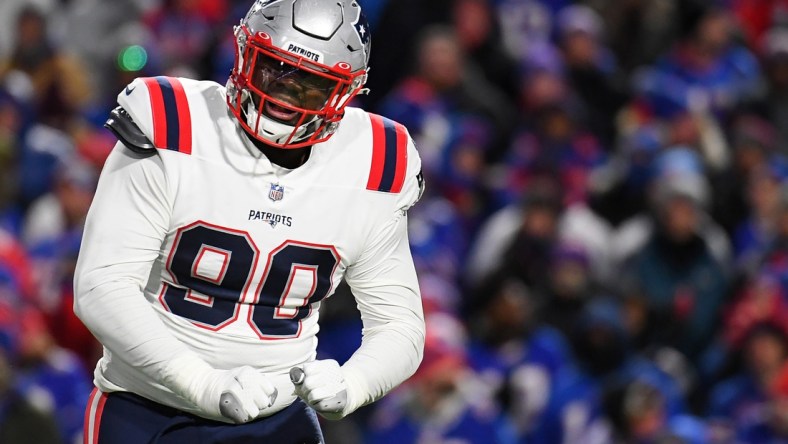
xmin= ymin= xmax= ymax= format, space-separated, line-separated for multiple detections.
xmin=268 ymin=183 xmax=285 ymax=202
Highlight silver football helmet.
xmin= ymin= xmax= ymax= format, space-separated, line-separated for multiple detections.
xmin=227 ymin=0 xmax=371 ymax=148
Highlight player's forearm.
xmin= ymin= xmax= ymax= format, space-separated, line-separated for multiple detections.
xmin=341 ymin=316 xmax=425 ymax=414
xmin=73 ymin=277 xmax=214 ymax=392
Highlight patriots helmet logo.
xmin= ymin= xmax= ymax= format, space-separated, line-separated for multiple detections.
xmin=352 ymin=8 xmax=371 ymax=48
xmin=268 ymin=183 xmax=285 ymax=202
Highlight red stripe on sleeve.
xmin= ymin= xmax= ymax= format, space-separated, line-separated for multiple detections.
xmin=168 ymin=77 xmax=192 ymax=155
xmin=142 ymin=78 xmax=167 ymax=149
xmin=390 ymin=122 xmax=408 ymax=193
xmin=366 ymin=113 xmax=386 ymax=191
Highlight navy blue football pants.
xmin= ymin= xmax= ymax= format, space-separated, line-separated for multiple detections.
xmin=83 ymin=388 xmax=323 ymax=443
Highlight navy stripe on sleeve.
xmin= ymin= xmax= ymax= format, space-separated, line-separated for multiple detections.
xmin=378 ymin=117 xmax=399 ymax=193
xmin=155 ymin=76 xmax=180 ymax=151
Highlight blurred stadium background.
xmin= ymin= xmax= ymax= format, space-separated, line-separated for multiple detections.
xmin=1 ymin=0 xmax=788 ymax=443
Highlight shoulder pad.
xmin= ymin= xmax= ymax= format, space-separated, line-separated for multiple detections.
xmin=104 ymin=106 xmax=155 ymax=154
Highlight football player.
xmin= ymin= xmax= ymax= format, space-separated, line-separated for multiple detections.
xmin=73 ymin=0 xmax=425 ymax=442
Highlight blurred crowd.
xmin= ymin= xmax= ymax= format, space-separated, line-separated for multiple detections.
xmin=1 ymin=0 xmax=788 ymax=443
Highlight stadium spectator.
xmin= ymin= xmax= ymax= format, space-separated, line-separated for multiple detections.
xmin=734 ymin=360 xmax=788 ymax=442
xmin=0 ymin=88 xmax=26 ymax=234
xmin=366 ymin=313 xmax=505 ymax=444
xmin=555 ymin=4 xmax=628 ymax=146
xmin=596 ymin=0 xmax=680 ymax=73
xmin=451 ymin=0 xmax=520 ymax=100
xmin=0 ymin=227 xmax=36 ymax=302
xmin=0 ymin=5 xmax=92 ymax=122
xmin=377 ymin=25 xmax=514 ymax=172
xmin=634 ymin=6 xmax=762 ymax=120
xmin=751 ymin=27 xmax=788 ymax=156
xmin=710 ymin=310 xmax=788 ymax=440
xmin=542 ymin=242 xmax=597 ymax=337
xmin=409 ymin=197 xmax=470 ymax=283
xmin=732 ymin=160 xmax=788 ymax=265
xmin=22 ymin=157 xmax=96 ymax=249
xmin=12 ymin=306 xmax=92 ymax=444
xmin=747 ymin=183 xmax=788 ymax=292
xmin=471 ymin=180 xmax=563 ymax=294
xmin=615 ymin=150 xmax=730 ymax=362
xmin=605 ymin=380 xmax=708 ymax=444
xmin=142 ymin=0 xmax=225 ymax=76
xmin=361 ymin=0 xmax=453 ymax=108
xmin=0 ymin=347 xmax=62 ymax=444
xmin=711 ymin=113 xmax=778 ymax=236
xmin=532 ymin=298 xmax=685 ymax=444
xmin=464 ymin=275 xmax=571 ymax=440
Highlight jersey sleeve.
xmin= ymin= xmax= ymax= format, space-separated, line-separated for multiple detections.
xmin=73 ymin=144 xmax=214 ymax=402
xmin=340 ymin=143 xmax=426 ymax=414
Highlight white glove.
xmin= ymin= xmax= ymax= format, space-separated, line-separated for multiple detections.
xmin=290 ymin=359 xmax=348 ymax=420
xmin=189 ymin=365 xmax=278 ymax=423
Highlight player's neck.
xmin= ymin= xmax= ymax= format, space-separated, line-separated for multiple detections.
xmin=246 ymin=134 xmax=312 ymax=169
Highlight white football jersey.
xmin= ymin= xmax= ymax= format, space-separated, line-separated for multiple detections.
xmin=74 ymin=76 xmax=424 ymax=419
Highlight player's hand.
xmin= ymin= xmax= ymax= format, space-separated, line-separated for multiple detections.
xmin=290 ymin=359 xmax=348 ymax=420
xmin=198 ymin=366 xmax=278 ymax=423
